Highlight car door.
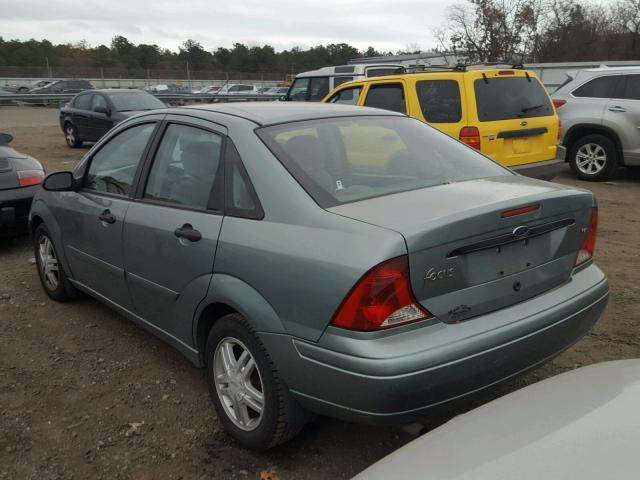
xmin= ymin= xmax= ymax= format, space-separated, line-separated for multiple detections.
xmin=71 ymin=93 xmax=93 ymax=139
xmin=88 ymin=93 xmax=114 ymax=141
xmin=603 ymin=74 xmax=640 ymax=163
xmin=361 ymin=81 xmax=408 ymax=114
xmin=122 ymin=116 xmax=225 ymax=344
xmin=57 ymin=118 xmax=161 ymax=309
xmin=411 ymin=77 xmax=466 ymax=139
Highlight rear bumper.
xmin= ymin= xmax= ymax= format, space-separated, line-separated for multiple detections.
xmin=260 ymin=263 xmax=608 ymax=425
xmin=0 ymin=185 xmax=38 ymax=236
xmin=511 ymin=147 xmax=566 ymax=180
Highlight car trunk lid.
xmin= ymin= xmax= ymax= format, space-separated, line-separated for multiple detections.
xmin=328 ymin=176 xmax=594 ymax=323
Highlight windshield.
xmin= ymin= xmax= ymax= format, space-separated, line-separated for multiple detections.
xmin=109 ymin=92 xmax=166 ymax=112
xmin=258 ymin=116 xmax=509 ymax=207
xmin=474 ymin=76 xmax=553 ymax=121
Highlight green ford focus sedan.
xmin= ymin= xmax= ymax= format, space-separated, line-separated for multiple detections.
xmin=30 ymin=103 xmax=608 ymax=450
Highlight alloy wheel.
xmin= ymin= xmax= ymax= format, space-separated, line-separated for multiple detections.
xmin=65 ymin=126 xmax=75 ymax=146
xmin=38 ymin=235 xmax=59 ymax=291
xmin=576 ymin=143 xmax=607 ymax=175
xmin=213 ymin=337 xmax=265 ymax=431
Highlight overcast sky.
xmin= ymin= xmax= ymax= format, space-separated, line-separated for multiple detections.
xmin=0 ymin=0 xmax=452 ymax=52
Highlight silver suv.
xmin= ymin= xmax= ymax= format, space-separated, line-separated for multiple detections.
xmin=553 ymin=67 xmax=640 ymax=180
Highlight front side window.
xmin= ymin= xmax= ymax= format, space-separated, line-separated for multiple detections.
xmin=328 ymin=87 xmax=362 ymax=105
xmin=288 ymin=78 xmax=310 ymax=101
xmin=416 ymin=80 xmax=462 ymax=123
xmin=572 ymin=75 xmax=621 ymax=99
xmin=474 ymin=77 xmax=553 ymax=121
xmin=85 ymin=123 xmax=155 ymax=195
xmin=92 ymin=94 xmax=108 ymax=111
xmin=74 ymin=94 xmax=92 ymax=110
xmin=258 ymin=116 xmax=508 ymax=207
xmin=144 ymin=124 xmax=223 ymax=210
xmin=363 ymin=83 xmax=406 ymax=113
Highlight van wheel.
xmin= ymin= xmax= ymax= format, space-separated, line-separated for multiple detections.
xmin=568 ymin=134 xmax=617 ymax=181
xmin=33 ymin=224 xmax=81 ymax=301
xmin=205 ymin=313 xmax=307 ymax=450
xmin=64 ymin=123 xmax=82 ymax=148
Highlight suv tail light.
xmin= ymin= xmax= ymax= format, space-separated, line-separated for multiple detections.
xmin=330 ymin=255 xmax=432 ymax=331
xmin=575 ymin=207 xmax=598 ymax=267
xmin=17 ymin=170 xmax=45 ymax=187
xmin=553 ymin=99 xmax=567 ymax=108
xmin=459 ymin=127 xmax=481 ymax=150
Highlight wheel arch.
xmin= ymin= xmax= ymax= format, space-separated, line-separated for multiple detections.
xmin=563 ymin=124 xmax=624 ymax=165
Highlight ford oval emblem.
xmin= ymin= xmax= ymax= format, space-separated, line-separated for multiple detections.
xmin=520 ymin=120 xmax=528 ymax=127
xmin=513 ymin=226 xmax=530 ymax=238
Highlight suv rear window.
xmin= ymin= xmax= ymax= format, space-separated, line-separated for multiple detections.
xmin=474 ymin=77 xmax=553 ymax=121
xmin=572 ymin=75 xmax=621 ymax=99
xmin=416 ymin=80 xmax=462 ymax=123
xmin=257 ymin=116 xmax=508 ymax=207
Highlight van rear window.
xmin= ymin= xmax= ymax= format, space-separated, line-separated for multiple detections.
xmin=474 ymin=77 xmax=553 ymax=122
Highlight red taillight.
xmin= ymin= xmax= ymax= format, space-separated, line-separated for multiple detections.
xmin=575 ymin=207 xmax=598 ymax=266
xmin=17 ymin=170 xmax=45 ymax=187
xmin=459 ymin=126 xmax=481 ymax=150
xmin=330 ymin=255 xmax=432 ymax=331
xmin=501 ymin=204 xmax=540 ymax=218
xmin=553 ymin=99 xmax=566 ymax=109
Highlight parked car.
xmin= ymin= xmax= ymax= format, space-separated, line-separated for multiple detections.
xmin=266 ymin=86 xmax=289 ymax=96
xmin=30 ymin=79 xmax=94 ymax=95
xmin=1 ymin=133 xmax=45 ymax=236
xmin=195 ymin=85 xmax=221 ymax=95
xmin=30 ymin=103 xmax=607 ymax=450
xmin=324 ymin=66 xmax=564 ymax=180
xmin=355 ymin=360 xmax=640 ymax=480
xmin=553 ymin=67 xmax=640 ymax=180
xmin=144 ymin=84 xmax=190 ymax=94
xmin=2 ymin=79 xmax=52 ymax=93
xmin=284 ymin=63 xmax=403 ymax=102
xmin=217 ymin=83 xmax=258 ymax=95
xmin=59 ymin=89 xmax=166 ymax=148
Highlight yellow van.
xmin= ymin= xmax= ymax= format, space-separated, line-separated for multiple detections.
xmin=322 ymin=67 xmax=565 ymax=180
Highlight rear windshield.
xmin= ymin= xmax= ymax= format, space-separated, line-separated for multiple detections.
xmin=257 ymin=116 xmax=509 ymax=207
xmin=109 ymin=92 xmax=166 ymax=112
xmin=474 ymin=77 xmax=553 ymax=121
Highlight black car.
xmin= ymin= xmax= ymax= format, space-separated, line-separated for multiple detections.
xmin=0 ymin=133 xmax=45 ymax=236
xmin=59 ymin=89 xmax=166 ymax=148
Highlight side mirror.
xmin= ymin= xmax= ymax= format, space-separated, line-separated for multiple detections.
xmin=279 ymin=95 xmax=289 ymax=101
xmin=94 ymin=106 xmax=111 ymax=116
xmin=0 ymin=133 xmax=13 ymax=146
xmin=43 ymin=171 xmax=75 ymax=192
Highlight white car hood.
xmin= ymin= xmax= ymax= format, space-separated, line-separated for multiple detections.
xmin=355 ymin=360 xmax=640 ymax=480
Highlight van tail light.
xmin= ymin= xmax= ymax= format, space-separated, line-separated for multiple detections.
xmin=553 ymin=99 xmax=567 ymax=108
xmin=459 ymin=126 xmax=481 ymax=150
xmin=575 ymin=207 xmax=598 ymax=267
xmin=330 ymin=255 xmax=433 ymax=331
xmin=17 ymin=170 xmax=45 ymax=187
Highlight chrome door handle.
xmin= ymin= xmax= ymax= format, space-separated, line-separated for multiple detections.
xmin=98 ymin=209 xmax=116 ymax=224
xmin=608 ymin=106 xmax=626 ymax=112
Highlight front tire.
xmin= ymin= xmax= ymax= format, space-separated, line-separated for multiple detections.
xmin=64 ymin=123 xmax=83 ymax=148
xmin=205 ymin=314 xmax=307 ymax=450
xmin=33 ymin=224 xmax=80 ymax=301
xmin=568 ymin=134 xmax=617 ymax=181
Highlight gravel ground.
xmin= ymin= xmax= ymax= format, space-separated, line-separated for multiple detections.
xmin=1 ymin=106 xmax=639 ymax=480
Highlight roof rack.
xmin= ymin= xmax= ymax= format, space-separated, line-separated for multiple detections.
xmin=374 ymin=62 xmax=527 ymax=78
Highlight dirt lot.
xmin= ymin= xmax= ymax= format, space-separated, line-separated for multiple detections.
xmin=1 ymin=106 xmax=639 ymax=480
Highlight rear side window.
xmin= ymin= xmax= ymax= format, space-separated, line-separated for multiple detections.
xmin=309 ymin=77 xmax=330 ymax=101
xmin=366 ymin=67 xmax=401 ymax=78
xmin=364 ymin=84 xmax=406 ymax=113
xmin=416 ymin=80 xmax=462 ymax=123
xmin=572 ymin=75 xmax=621 ymax=99
xmin=74 ymin=94 xmax=92 ymax=110
xmin=333 ymin=77 xmax=353 ymax=88
xmin=474 ymin=77 xmax=553 ymax=121
xmin=328 ymin=87 xmax=362 ymax=105
xmin=224 ymin=140 xmax=264 ymax=219
xmin=621 ymin=75 xmax=640 ymax=100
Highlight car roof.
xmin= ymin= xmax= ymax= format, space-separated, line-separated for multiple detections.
xmin=582 ymin=66 xmax=640 ymax=73
xmin=90 ymin=89 xmax=147 ymax=95
xmin=183 ymin=102 xmax=404 ymax=126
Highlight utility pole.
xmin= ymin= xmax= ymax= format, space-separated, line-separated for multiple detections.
xmin=186 ymin=61 xmax=191 ymax=89
xmin=45 ymin=56 xmax=51 ymax=78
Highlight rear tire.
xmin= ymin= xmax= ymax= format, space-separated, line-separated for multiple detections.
xmin=568 ymin=134 xmax=617 ymax=181
xmin=205 ymin=313 xmax=308 ymax=450
xmin=64 ymin=123 xmax=83 ymax=148
xmin=33 ymin=224 xmax=81 ymax=301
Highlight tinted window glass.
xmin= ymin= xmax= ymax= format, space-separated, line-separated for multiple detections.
xmin=109 ymin=92 xmax=165 ymax=111
xmin=224 ymin=140 xmax=262 ymax=219
xmin=258 ymin=116 xmax=507 ymax=207
xmin=366 ymin=67 xmax=401 ymax=77
xmin=86 ymin=123 xmax=155 ymax=195
xmin=144 ymin=124 xmax=222 ymax=210
xmin=288 ymin=78 xmax=310 ymax=101
xmin=333 ymin=77 xmax=353 ymax=88
xmin=416 ymin=80 xmax=462 ymax=123
xmin=364 ymin=83 xmax=406 ymax=113
xmin=622 ymin=75 xmax=640 ymax=100
xmin=573 ymin=75 xmax=621 ymax=99
xmin=474 ymin=77 xmax=553 ymax=121
xmin=92 ymin=94 xmax=108 ymax=111
xmin=74 ymin=94 xmax=92 ymax=110
xmin=309 ymin=77 xmax=330 ymax=101
xmin=329 ymin=87 xmax=362 ymax=105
